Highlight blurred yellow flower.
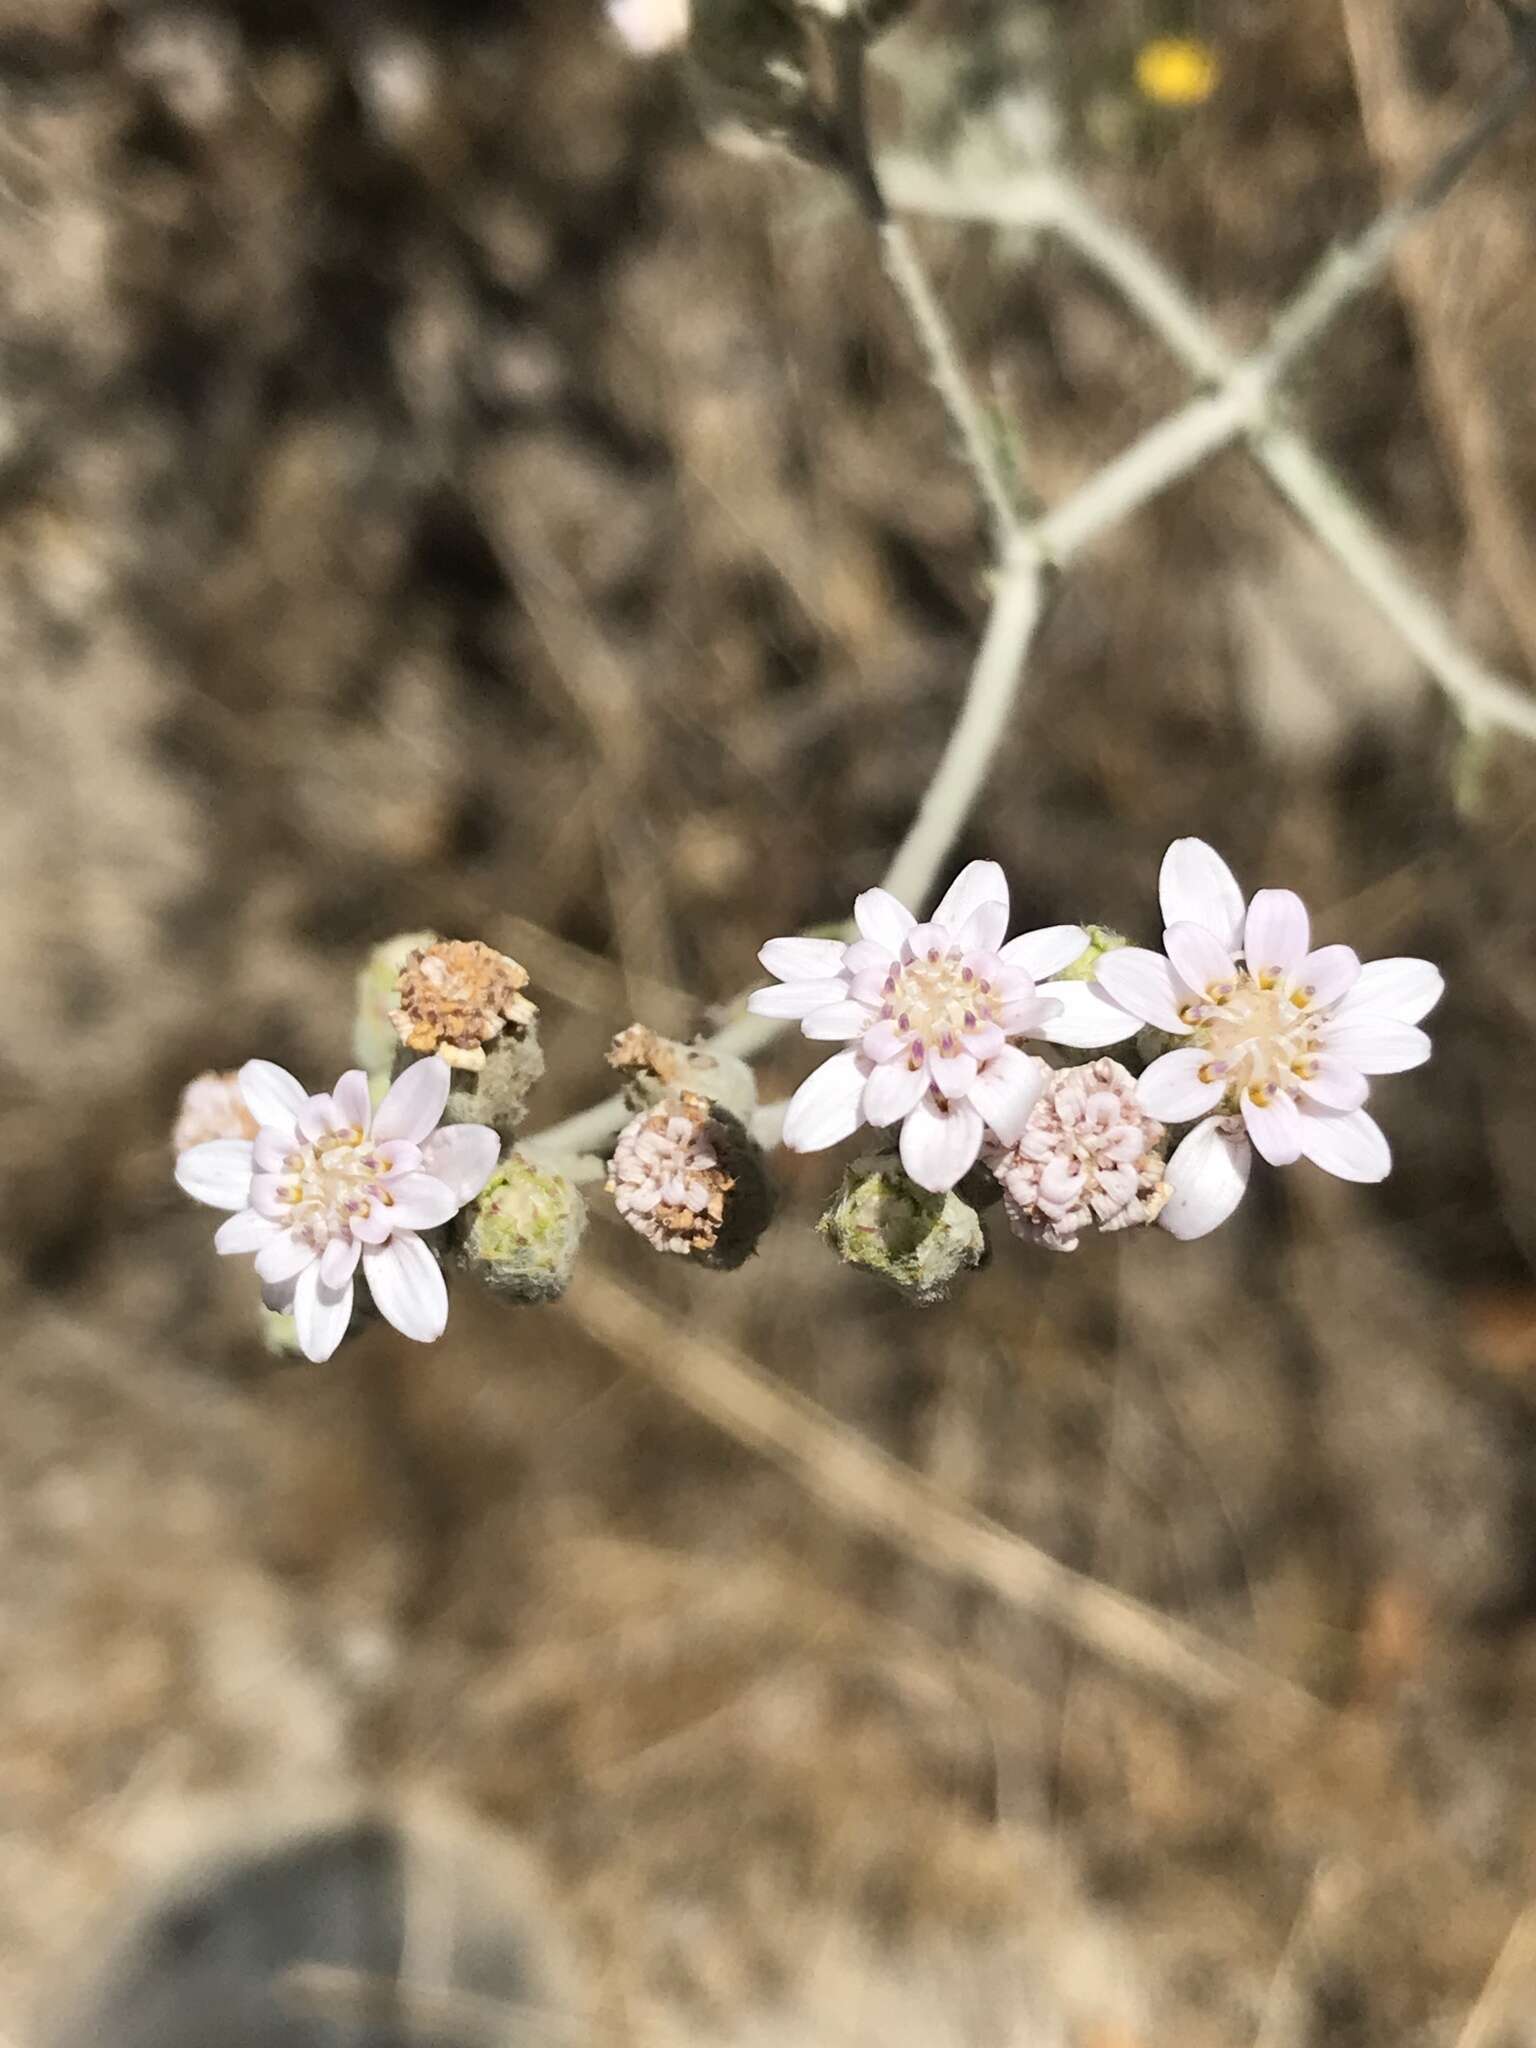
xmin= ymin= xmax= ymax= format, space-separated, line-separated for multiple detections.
xmin=1134 ymin=35 xmax=1220 ymax=107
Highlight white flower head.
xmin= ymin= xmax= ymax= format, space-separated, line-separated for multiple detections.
xmin=1095 ymin=838 xmax=1444 ymax=1240
xmin=747 ymin=860 xmax=1137 ymax=1192
xmin=992 ymin=1057 xmax=1169 ymax=1252
xmin=607 ymin=0 xmax=689 ymax=55
xmin=175 ymin=1058 xmax=501 ymax=1363
xmin=172 ymin=1070 xmax=257 ymax=1155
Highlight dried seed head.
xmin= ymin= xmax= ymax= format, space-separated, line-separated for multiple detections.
xmin=607 ymin=1022 xmax=758 ymax=1123
xmin=172 ymin=1071 xmax=257 ymax=1155
xmin=818 ymin=1156 xmax=985 ymax=1305
xmin=459 ymin=1155 xmax=586 ymax=1305
xmin=608 ymin=1092 xmax=771 ymax=1269
xmin=991 ymin=1058 xmax=1169 ymax=1253
xmin=391 ymin=939 xmax=537 ymax=1072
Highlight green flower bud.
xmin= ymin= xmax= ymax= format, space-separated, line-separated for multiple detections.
xmin=818 ymin=1155 xmax=986 ymax=1305
xmin=354 ymin=930 xmax=439 ymax=1099
xmin=1056 ymin=923 xmax=1127 ymax=982
xmin=458 ymin=1154 xmax=586 ymax=1305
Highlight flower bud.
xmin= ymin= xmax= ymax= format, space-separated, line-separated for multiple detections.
xmin=1054 ymin=923 xmax=1128 ymax=983
xmin=457 ymin=1154 xmax=586 ymax=1305
xmin=608 ymin=1092 xmax=773 ymax=1270
xmin=990 ymin=1058 xmax=1169 ymax=1253
xmin=817 ymin=1156 xmax=986 ymax=1305
xmin=354 ymin=930 xmax=439 ymax=1093
xmin=607 ymin=1022 xmax=758 ymax=1124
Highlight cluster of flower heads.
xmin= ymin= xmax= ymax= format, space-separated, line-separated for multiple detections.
xmin=172 ymin=841 xmax=1442 ymax=1360
xmin=750 ymin=840 xmax=1441 ymax=1244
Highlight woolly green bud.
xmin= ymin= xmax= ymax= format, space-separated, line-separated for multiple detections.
xmin=458 ymin=1154 xmax=586 ymax=1305
xmin=818 ymin=1155 xmax=985 ymax=1305
xmin=354 ymin=930 xmax=438 ymax=1098
xmin=607 ymin=1023 xmax=758 ymax=1124
xmin=258 ymin=1304 xmax=304 ymax=1359
xmin=1056 ymin=923 xmax=1128 ymax=982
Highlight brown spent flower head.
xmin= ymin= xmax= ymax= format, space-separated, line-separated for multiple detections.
xmin=607 ymin=1021 xmax=757 ymax=1122
xmin=991 ymin=1057 xmax=1170 ymax=1253
xmin=608 ymin=1092 xmax=733 ymax=1256
xmin=172 ymin=1070 xmax=257 ymax=1154
xmin=390 ymin=939 xmax=537 ymax=1072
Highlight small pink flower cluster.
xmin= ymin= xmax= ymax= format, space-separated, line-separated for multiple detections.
xmin=751 ymin=843 xmax=1442 ymax=1243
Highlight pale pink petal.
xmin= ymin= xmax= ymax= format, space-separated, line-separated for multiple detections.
xmin=844 ymin=939 xmax=896 ymax=975
xmin=331 ymin=1069 xmax=372 ymax=1133
xmin=861 ymin=1018 xmax=909 ymax=1063
xmin=962 ymin=1021 xmax=1006 ymax=1060
xmin=1034 ymin=978 xmax=1140 ymax=1048
xmin=898 ymin=1094 xmax=985 ymax=1192
xmin=901 ymin=921 xmax=949 ymax=961
xmin=213 ymin=1208 xmax=281 ymax=1255
xmin=1137 ymin=1048 xmax=1226 ymax=1122
xmin=253 ymin=1128 xmax=297 ymax=1173
xmin=1294 ymin=1057 xmax=1369 ymax=1110
xmin=1158 ymin=839 xmax=1245 ymax=952
xmin=954 ymin=900 xmax=1009 ymax=954
xmin=847 ymin=969 xmax=891 ymax=1006
xmin=1296 ymin=1105 xmax=1391 ymax=1183
xmin=419 ymin=1124 xmax=500 ymax=1204
xmin=320 ymin=1236 xmax=362 ymax=1290
xmin=854 ymin=887 xmax=915 ymax=952
xmin=175 ymin=1139 xmax=255 ymax=1211
xmin=1093 ymin=948 xmax=1192 ymax=1034
xmin=373 ymin=1055 xmax=451 ymax=1143
xmin=1294 ymin=944 xmax=1361 ymax=1011
xmin=747 ymin=978 xmax=850 ymax=1021
xmin=862 ymin=1057 xmax=929 ymax=1127
xmin=1335 ymin=957 xmax=1444 ymax=1025
xmin=372 ymin=1139 xmax=424 ymax=1179
xmin=931 ymin=859 xmax=1008 ymax=939
xmin=375 ymin=1173 xmax=459 ymax=1231
xmin=255 ymin=1230 xmax=319 ymax=1286
xmin=1163 ymin=921 xmax=1237 ymax=997
xmin=1244 ymin=889 xmax=1310 ymax=978
xmin=1315 ymin=1018 xmax=1431 ymax=1074
xmin=997 ymin=995 xmax=1062 ymax=1035
xmin=1159 ymin=1117 xmax=1252 ymax=1239
xmin=929 ymin=1048 xmax=979 ymax=1099
xmin=1240 ymin=1088 xmax=1304 ymax=1166
xmin=362 ymin=1232 xmax=448 ymax=1343
xmin=801 ymin=1000 xmax=875 ymax=1042
xmin=237 ymin=1060 xmax=307 ymax=1137
xmin=967 ymin=1046 xmax=1046 ymax=1146
xmin=349 ymin=1204 xmax=396 ymax=1245
xmin=759 ymin=935 xmax=848 ymax=982
xmin=998 ymin=924 xmax=1088 ymax=980
xmin=296 ymin=1094 xmax=340 ymax=1142
xmin=292 ymin=1259 xmax=355 ymax=1363
xmin=781 ymin=1049 xmax=869 ymax=1153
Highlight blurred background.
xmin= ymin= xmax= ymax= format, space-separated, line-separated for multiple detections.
xmin=4 ymin=0 xmax=1536 ymax=2041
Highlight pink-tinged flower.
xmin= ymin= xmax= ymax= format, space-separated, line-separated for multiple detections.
xmin=1094 ymin=838 xmax=1443 ymax=1239
xmin=174 ymin=1059 xmax=500 ymax=1363
xmin=992 ymin=1057 xmax=1169 ymax=1252
xmin=747 ymin=861 xmax=1137 ymax=1192
xmin=606 ymin=0 xmax=689 ymax=54
xmin=172 ymin=1070 xmax=257 ymax=1155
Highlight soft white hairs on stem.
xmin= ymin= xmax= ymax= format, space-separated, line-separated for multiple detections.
xmin=879 ymin=157 xmax=1536 ymax=743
